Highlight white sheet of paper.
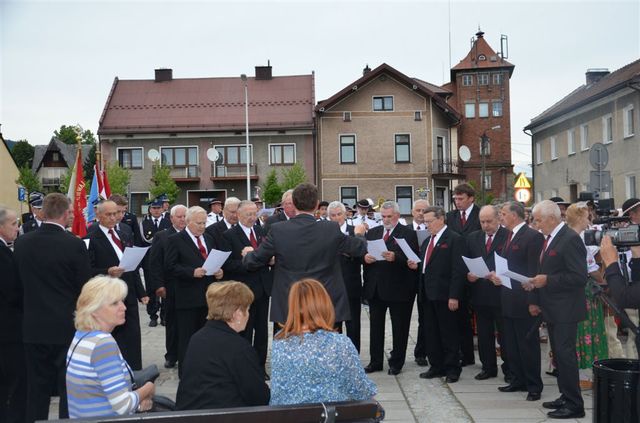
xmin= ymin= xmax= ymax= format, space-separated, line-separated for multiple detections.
xmin=84 ymin=239 xmax=90 ymax=249
xmin=203 ymin=249 xmax=232 ymax=276
xmin=502 ymin=270 xmax=531 ymax=284
xmin=119 ymin=246 xmax=149 ymax=272
xmin=462 ymin=256 xmax=491 ymax=278
xmin=493 ymin=253 xmax=512 ymax=289
xmin=394 ymin=237 xmax=420 ymax=262
xmin=416 ymin=229 xmax=429 ymax=246
xmin=367 ymin=239 xmax=388 ymax=261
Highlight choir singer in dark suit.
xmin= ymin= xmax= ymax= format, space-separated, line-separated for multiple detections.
xmin=526 ymin=200 xmax=587 ymax=419
xmin=243 ymin=183 xmax=367 ymax=327
xmin=465 ymin=205 xmax=509 ymax=381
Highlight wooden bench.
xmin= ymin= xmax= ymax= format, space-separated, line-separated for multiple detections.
xmin=44 ymin=400 xmax=381 ymax=423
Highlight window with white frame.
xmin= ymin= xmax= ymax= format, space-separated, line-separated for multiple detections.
xmin=118 ymin=147 xmax=143 ymax=169
xmin=396 ymin=186 xmax=413 ymax=215
xmin=624 ymin=104 xmax=635 ymax=138
xmin=394 ymin=134 xmax=411 ymax=163
xmin=414 ymin=111 xmax=422 ymax=121
xmin=603 ymin=114 xmax=613 ymax=144
xmin=535 ymin=141 xmax=542 ymax=164
xmin=550 ymin=137 xmax=557 ymax=160
xmin=269 ymin=144 xmax=295 ymax=165
xmin=627 ymin=175 xmax=637 ymax=199
xmin=492 ymin=101 xmax=503 ymax=117
xmin=340 ymin=135 xmax=356 ymax=164
xmin=373 ymin=96 xmax=393 ymax=111
xmin=483 ymin=172 xmax=492 ymax=190
xmin=479 ymin=137 xmax=491 ymax=156
xmin=580 ymin=124 xmax=589 ymax=151
xmin=567 ymin=129 xmax=576 ymax=155
xmin=492 ymin=73 xmax=503 ymax=85
xmin=340 ymin=187 xmax=357 ymax=208
xmin=214 ymin=145 xmax=252 ymax=165
xmin=462 ymin=75 xmax=473 ymax=86
xmin=161 ymin=146 xmax=198 ymax=167
xmin=465 ymin=103 xmax=475 ymax=118
xmin=478 ymin=73 xmax=489 ymax=85
xmin=479 ymin=102 xmax=489 ymax=118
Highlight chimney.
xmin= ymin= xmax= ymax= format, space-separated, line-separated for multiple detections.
xmin=154 ymin=68 xmax=173 ymax=82
xmin=363 ymin=64 xmax=371 ymax=76
xmin=585 ymin=68 xmax=609 ymax=85
xmin=255 ymin=61 xmax=272 ymax=80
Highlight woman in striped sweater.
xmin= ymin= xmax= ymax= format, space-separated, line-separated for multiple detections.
xmin=66 ymin=276 xmax=155 ymax=418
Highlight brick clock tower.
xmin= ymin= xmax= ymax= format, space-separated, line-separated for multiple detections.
xmin=447 ymin=30 xmax=515 ymax=202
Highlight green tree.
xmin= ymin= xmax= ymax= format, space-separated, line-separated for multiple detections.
xmin=15 ymin=165 xmax=42 ymax=194
xmin=54 ymin=125 xmax=97 ymax=145
xmin=262 ymin=169 xmax=282 ymax=206
xmin=83 ymin=144 xmax=96 ymax=182
xmin=106 ymin=161 xmax=131 ymax=195
xmin=150 ymin=162 xmax=179 ymax=203
xmin=59 ymin=170 xmax=71 ymax=194
xmin=280 ymin=163 xmax=307 ymax=190
xmin=11 ymin=140 xmax=35 ymax=168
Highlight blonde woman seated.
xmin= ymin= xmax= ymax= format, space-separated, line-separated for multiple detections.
xmin=176 ymin=281 xmax=270 ymax=410
xmin=270 ymin=279 xmax=377 ymax=405
xmin=66 ymin=276 xmax=155 ymax=418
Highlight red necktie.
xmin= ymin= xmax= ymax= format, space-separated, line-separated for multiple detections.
xmin=505 ymin=232 xmax=513 ymax=252
xmin=461 ymin=210 xmax=467 ymax=227
xmin=108 ymin=229 xmax=124 ymax=252
xmin=383 ymin=229 xmax=390 ymax=242
xmin=249 ymin=229 xmax=258 ymax=249
xmin=540 ymin=235 xmax=551 ymax=263
xmin=423 ymin=236 xmax=436 ymax=271
xmin=485 ymin=234 xmax=493 ymax=253
xmin=196 ymin=236 xmax=207 ymax=260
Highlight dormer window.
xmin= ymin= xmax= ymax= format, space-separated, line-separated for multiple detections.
xmin=478 ymin=54 xmax=486 ymax=61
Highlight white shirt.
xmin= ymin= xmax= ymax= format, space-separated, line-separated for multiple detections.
xmin=412 ymin=221 xmax=425 ymax=231
xmin=510 ymin=221 xmax=527 ymax=239
xmin=222 ymin=219 xmax=234 ymax=230
xmin=423 ymin=225 xmax=448 ymax=272
xmin=462 ymin=204 xmax=475 ymax=220
xmin=543 ymin=222 xmax=565 ymax=252
xmin=340 ymin=222 xmax=348 ymax=235
xmin=99 ymin=224 xmax=123 ymax=260
xmin=206 ymin=213 xmax=222 ymax=227
xmin=239 ymin=223 xmax=255 ymax=241
xmin=185 ymin=227 xmax=207 ymax=253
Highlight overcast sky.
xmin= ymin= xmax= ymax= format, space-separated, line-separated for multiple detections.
xmin=1 ymin=0 xmax=638 ymax=175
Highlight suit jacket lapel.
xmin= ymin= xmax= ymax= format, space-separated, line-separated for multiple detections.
xmin=96 ymin=228 xmax=120 ymax=262
xmin=181 ymin=230 xmax=202 ymax=258
xmin=542 ymin=225 xmax=566 ymax=263
xmin=427 ymin=228 xmax=448 ymax=264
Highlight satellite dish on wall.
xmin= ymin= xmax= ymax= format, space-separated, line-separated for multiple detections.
xmin=206 ymin=148 xmax=220 ymax=162
xmin=459 ymin=145 xmax=471 ymax=162
xmin=147 ymin=149 xmax=160 ymax=161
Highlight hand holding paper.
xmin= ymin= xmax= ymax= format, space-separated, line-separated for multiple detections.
xmin=394 ymin=237 xmax=420 ymax=262
xmin=367 ymin=239 xmax=388 ymax=261
xmin=202 ymin=249 xmax=232 ymax=276
xmin=119 ymin=246 xmax=150 ymax=272
xmin=462 ymin=256 xmax=490 ymax=278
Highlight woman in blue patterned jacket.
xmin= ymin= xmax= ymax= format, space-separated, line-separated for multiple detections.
xmin=270 ymin=279 xmax=377 ymax=405
xmin=66 ymin=276 xmax=155 ymax=418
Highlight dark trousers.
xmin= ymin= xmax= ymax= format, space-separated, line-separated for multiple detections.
xmin=458 ymin=300 xmax=475 ymax=364
xmin=112 ymin=303 xmax=142 ymax=370
xmin=548 ymin=322 xmax=583 ymax=410
xmin=176 ymin=306 xmax=208 ymax=376
xmin=241 ymin=295 xmax=270 ymax=367
xmin=503 ymin=315 xmax=543 ymax=394
xmin=424 ymin=299 xmax=461 ymax=377
xmin=0 ymin=343 xmax=27 ymax=423
xmin=164 ymin=287 xmax=178 ymax=363
xmin=368 ymin=297 xmax=413 ymax=369
xmin=24 ymin=343 xmax=68 ymax=423
xmin=146 ymin=295 xmax=164 ymax=322
xmin=413 ymin=298 xmax=426 ymax=359
xmin=344 ymin=295 xmax=361 ymax=352
xmin=475 ymin=305 xmax=507 ymax=373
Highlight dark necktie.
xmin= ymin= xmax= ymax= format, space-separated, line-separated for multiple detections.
xmin=249 ymin=229 xmax=258 ymax=249
xmin=485 ymin=234 xmax=493 ymax=253
xmin=108 ymin=229 xmax=124 ymax=252
xmin=461 ymin=210 xmax=467 ymax=227
xmin=383 ymin=229 xmax=390 ymax=242
xmin=154 ymin=218 xmax=159 ymax=228
xmin=196 ymin=236 xmax=207 ymax=260
xmin=505 ymin=232 xmax=513 ymax=251
xmin=423 ymin=236 xmax=436 ymax=272
xmin=540 ymin=235 xmax=551 ymax=263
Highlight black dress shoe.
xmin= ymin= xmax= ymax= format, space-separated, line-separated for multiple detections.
xmin=445 ymin=374 xmax=459 ymax=383
xmin=149 ymin=319 xmax=158 ymax=327
xmin=164 ymin=360 xmax=176 ymax=369
xmin=526 ymin=392 xmax=541 ymax=401
xmin=498 ymin=384 xmax=527 ymax=392
xmin=474 ymin=370 xmax=498 ymax=380
xmin=387 ymin=367 xmax=401 ymax=375
xmin=415 ymin=357 xmax=429 ymax=367
xmin=419 ymin=368 xmax=445 ymax=379
xmin=547 ymin=406 xmax=585 ymax=419
xmin=545 ymin=368 xmax=559 ymax=377
xmin=364 ymin=364 xmax=383 ymax=373
xmin=542 ymin=397 xmax=566 ymax=409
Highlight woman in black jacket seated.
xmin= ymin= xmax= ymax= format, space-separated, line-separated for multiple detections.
xmin=176 ymin=281 xmax=270 ymax=410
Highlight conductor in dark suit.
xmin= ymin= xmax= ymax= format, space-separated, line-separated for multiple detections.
xmin=465 ymin=205 xmax=509 ymax=381
xmin=13 ymin=193 xmax=91 ymax=422
xmin=328 ymin=201 xmax=363 ymax=352
xmin=86 ymin=200 xmax=149 ymax=370
xmin=489 ymin=201 xmax=543 ymax=400
xmin=262 ymin=189 xmax=296 ymax=235
xmin=0 ymin=206 xmax=26 ymax=423
xmin=527 ymin=200 xmax=587 ymax=419
xmin=243 ymin=183 xmax=367 ymax=327
xmin=223 ymin=200 xmax=272 ymax=369
xmin=148 ymin=204 xmax=187 ymax=369
xmin=409 ymin=206 xmax=465 ymax=383
xmin=166 ymin=206 xmax=224 ymax=374
xmin=363 ymin=201 xmax=419 ymax=375
xmin=205 ymin=196 xmax=240 ymax=246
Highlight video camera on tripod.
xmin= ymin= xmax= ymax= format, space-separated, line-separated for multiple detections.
xmin=581 ymin=195 xmax=640 ymax=248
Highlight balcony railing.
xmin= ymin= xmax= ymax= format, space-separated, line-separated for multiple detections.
xmin=211 ymin=164 xmax=258 ymax=180
xmin=41 ymin=177 xmax=61 ymax=186
xmin=431 ymin=159 xmax=464 ymax=179
xmin=168 ymin=165 xmax=200 ymax=180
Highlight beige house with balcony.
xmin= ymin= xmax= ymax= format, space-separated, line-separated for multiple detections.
xmin=31 ymin=137 xmax=91 ymax=193
xmin=97 ymin=65 xmax=315 ymax=214
xmin=315 ymin=63 xmax=461 ymax=213
xmin=526 ymin=59 xmax=640 ymax=204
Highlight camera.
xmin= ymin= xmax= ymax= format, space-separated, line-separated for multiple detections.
xmin=579 ymin=194 xmax=640 ymax=247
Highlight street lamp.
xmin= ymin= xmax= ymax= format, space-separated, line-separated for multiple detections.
xmin=241 ymin=74 xmax=250 ymax=200
xmin=480 ymin=125 xmax=501 ymax=204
